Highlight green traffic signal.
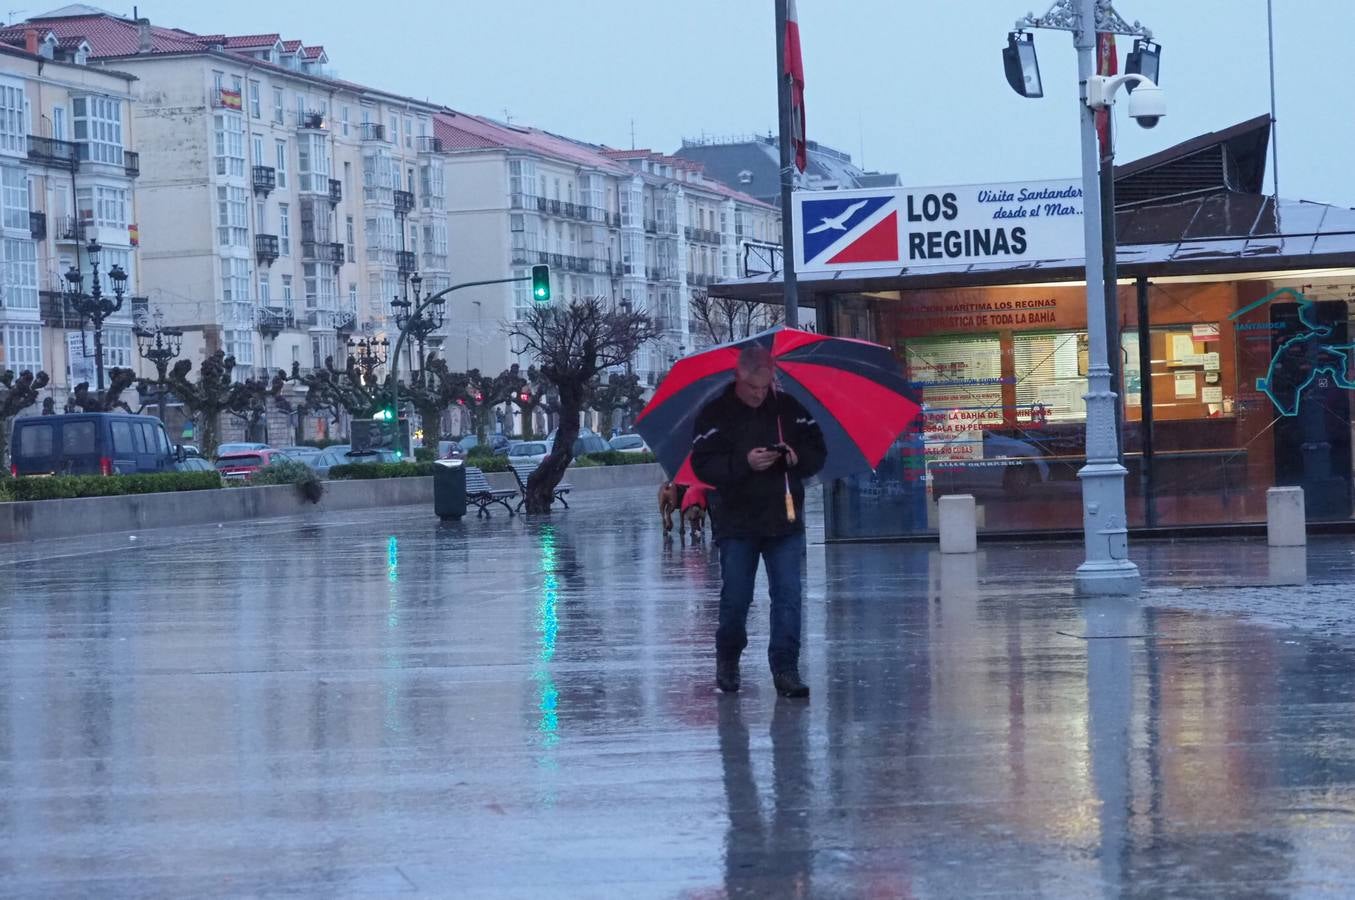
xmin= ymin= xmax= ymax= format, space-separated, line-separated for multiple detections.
xmin=373 ymin=407 xmax=395 ymax=422
xmin=531 ymin=264 xmax=551 ymax=302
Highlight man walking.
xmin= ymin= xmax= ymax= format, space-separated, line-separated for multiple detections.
xmin=691 ymin=345 xmax=826 ymax=698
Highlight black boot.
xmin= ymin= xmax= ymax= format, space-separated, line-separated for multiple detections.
xmin=716 ymin=657 xmax=741 ymax=693
xmin=773 ymin=669 xmax=809 ymax=699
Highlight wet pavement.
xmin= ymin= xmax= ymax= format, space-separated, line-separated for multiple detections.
xmin=3 ymin=489 xmax=1355 ymax=898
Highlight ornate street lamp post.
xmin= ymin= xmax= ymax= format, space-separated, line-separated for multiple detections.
xmin=391 ymin=273 xmax=446 ymax=374
xmin=347 ymin=335 xmax=389 ymax=384
xmin=134 ymin=311 xmax=184 ymax=422
xmin=62 ymin=239 xmax=128 ymax=392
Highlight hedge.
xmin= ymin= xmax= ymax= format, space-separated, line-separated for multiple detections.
xmin=580 ymin=450 xmax=657 ymax=467
xmin=329 ymin=461 xmax=436 ymax=480
xmin=5 ymin=471 xmax=223 ymax=502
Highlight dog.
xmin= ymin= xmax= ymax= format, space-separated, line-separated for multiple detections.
xmin=681 ymin=487 xmax=708 ymax=540
xmin=659 ymin=481 xmax=687 ymax=534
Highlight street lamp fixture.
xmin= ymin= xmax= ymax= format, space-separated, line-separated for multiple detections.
xmin=62 ymin=238 xmax=128 ymax=392
xmin=347 ymin=335 xmax=389 ymax=384
xmin=1124 ymin=37 xmax=1161 ymax=88
xmin=134 ymin=311 xmax=184 ymax=422
xmin=1003 ymin=0 xmax=1162 ymax=596
xmin=391 ymin=271 xmax=446 ymax=373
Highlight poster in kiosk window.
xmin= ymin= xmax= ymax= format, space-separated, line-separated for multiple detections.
xmin=351 ymin=416 xmax=411 ymax=458
xmin=792 ymin=179 xmax=1085 ymax=274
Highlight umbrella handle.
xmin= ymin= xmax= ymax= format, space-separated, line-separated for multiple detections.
xmin=784 ymin=485 xmax=796 ymax=523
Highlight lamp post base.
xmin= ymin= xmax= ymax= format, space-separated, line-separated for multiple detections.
xmin=1075 ymin=558 xmax=1142 ymax=596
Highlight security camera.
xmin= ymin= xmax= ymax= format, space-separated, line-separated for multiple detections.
xmin=1127 ymin=84 xmax=1165 ymax=129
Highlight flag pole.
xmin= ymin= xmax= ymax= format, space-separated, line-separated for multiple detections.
xmin=774 ymin=0 xmax=800 ymax=329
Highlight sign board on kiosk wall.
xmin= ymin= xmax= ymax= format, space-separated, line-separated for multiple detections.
xmin=792 ymin=179 xmax=1085 ymax=274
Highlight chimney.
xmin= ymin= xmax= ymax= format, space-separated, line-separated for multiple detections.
xmin=23 ymin=29 xmax=38 ymax=56
xmin=137 ymin=18 xmax=152 ymax=53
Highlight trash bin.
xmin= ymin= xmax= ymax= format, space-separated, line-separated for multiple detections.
xmin=433 ymin=458 xmax=466 ymax=520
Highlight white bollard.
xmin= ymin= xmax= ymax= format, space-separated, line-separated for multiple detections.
xmin=939 ymin=494 xmax=977 ymax=554
xmin=1266 ymin=486 xmax=1306 ymax=547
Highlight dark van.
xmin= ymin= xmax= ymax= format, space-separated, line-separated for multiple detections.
xmin=10 ymin=413 xmax=179 ymax=477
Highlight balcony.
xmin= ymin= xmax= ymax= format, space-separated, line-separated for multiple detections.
xmin=607 ymin=212 xmax=621 ymax=228
xmin=549 ymin=252 xmax=564 ymax=269
xmin=396 ymin=250 xmax=416 ymax=275
xmin=562 ymin=201 xmax=577 ymax=219
xmin=535 ymin=196 xmax=548 ymax=213
xmin=255 ymin=306 xmax=295 ymax=336
xmin=27 ymin=135 xmax=79 ymax=172
xmin=547 ymin=199 xmax=562 ymax=216
xmin=647 ymin=267 xmax=661 ymax=282
xmin=252 ymin=165 xmax=276 ymax=195
xmin=360 ymin=123 xmax=386 ymax=142
xmin=255 ymin=233 xmax=280 ymax=265
xmin=328 ymin=242 xmax=345 ymax=266
xmin=511 ymin=248 xmax=531 ymax=266
xmin=393 ymin=190 xmax=414 ymax=216
xmin=297 ymin=110 xmax=326 ymax=131
xmin=415 ymin=135 xmax=444 ymax=153
xmin=569 ymin=255 xmax=591 ymax=273
xmin=210 ymin=88 xmax=244 ymax=111
xmin=333 ymin=310 xmax=357 ymax=332
xmin=644 ymin=219 xmax=657 ymax=234
xmin=29 ymin=211 xmax=45 ymax=241
xmin=422 ymin=252 xmax=448 ymax=272
xmin=56 ymin=215 xmax=87 ymax=242
xmin=328 ymin=178 xmax=342 ymax=206
xmin=120 ymin=150 xmax=140 ymax=178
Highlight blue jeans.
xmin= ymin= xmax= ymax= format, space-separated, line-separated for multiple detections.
xmin=717 ymin=533 xmax=805 ymax=672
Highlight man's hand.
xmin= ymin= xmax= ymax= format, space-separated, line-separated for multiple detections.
xmin=784 ymin=446 xmax=799 ymax=468
xmin=747 ymin=447 xmax=782 ymax=472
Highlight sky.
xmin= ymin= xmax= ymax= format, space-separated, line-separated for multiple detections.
xmin=77 ymin=0 xmax=1354 ymax=208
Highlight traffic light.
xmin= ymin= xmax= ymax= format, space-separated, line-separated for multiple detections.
xmin=373 ymin=406 xmax=395 ymax=422
xmin=518 ymin=391 xmax=531 ymax=404
xmin=531 ymin=264 xmax=551 ymax=302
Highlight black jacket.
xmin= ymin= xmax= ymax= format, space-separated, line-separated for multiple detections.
xmin=690 ymin=385 xmax=827 ymax=538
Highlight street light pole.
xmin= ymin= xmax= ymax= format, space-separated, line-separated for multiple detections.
xmin=1072 ymin=0 xmax=1140 ymax=594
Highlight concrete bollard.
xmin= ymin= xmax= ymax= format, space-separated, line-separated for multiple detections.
xmin=1266 ymin=486 xmax=1306 ymax=547
xmin=939 ymin=494 xmax=977 ymax=554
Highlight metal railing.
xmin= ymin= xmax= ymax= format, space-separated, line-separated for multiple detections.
xmin=360 ymin=123 xmax=386 ymax=142
xmin=29 ymin=211 xmax=45 ymax=241
xmin=254 ymin=234 xmax=280 ymax=264
xmin=27 ymin=135 xmax=79 ymax=172
xmin=415 ymin=135 xmax=444 ymax=153
xmin=252 ymin=165 xmax=276 ymax=195
xmin=328 ymin=178 xmax=343 ymax=205
xmin=393 ymin=190 xmax=414 ymax=215
xmin=123 ymin=151 xmax=140 ymax=178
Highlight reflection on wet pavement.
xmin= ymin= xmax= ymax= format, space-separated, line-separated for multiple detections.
xmin=2 ymin=488 xmax=1355 ymax=897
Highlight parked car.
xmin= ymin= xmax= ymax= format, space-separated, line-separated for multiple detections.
xmin=214 ymin=448 xmax=295 ymax=482
xmin=215 ymin=442 xmax=270 ymax=458
xmin=608 ymin=433 xmax=650 ymax=455
xmin=459 ymin=433 xmax=512 ymax=455
xmin=310 ymin=446 xmax=401 ymax=478
xmin=545 ymin=427 xmax=611 ymax=457
xmin=507 ymin=440 xmax=550 ymax=467
xmin=10 ymin=412 xmax=180 ymax=477
xmin=180 ymin=444 xmax=202 ymax=459
xmin=279 ymin=446 xmax=322 ymax=464
xmin=174 ymin=457 xmax=218 ymax=474
xmin=437 ymin=439 xmax=465 ymax=460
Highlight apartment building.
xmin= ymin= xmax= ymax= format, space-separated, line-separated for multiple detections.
xmin=6 ymin=9 xmax=450 ymax=440
xmin=436 ymin=112 xmax=779 ymax=385
xmin=0 ymin=30 xmax=143 ymax=400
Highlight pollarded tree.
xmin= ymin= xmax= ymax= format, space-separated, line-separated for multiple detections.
xmin=226 ymin=369 xmax=290 ymax=443
xmin=506 ymin=296 xmax=657 ymax=513
xmin=165 ymin=351 xmax=238 ymax=458
xmin=0 ymin=368 xmax=49 ymax=469
xmin=69 ymin=367 xmax=139 ymax=413
xmin=587 ymin=371 xmax=646 ymax=435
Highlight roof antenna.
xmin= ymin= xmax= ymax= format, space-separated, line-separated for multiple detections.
xmin=502 ymin=107 xmax=511 ymax=125
xmin=629 ymin=118 xmax=636 ymax=150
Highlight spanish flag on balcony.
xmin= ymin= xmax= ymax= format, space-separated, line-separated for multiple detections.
xmin=219 ymin=89 xmax=243 ymax=110
xmin=128 ymin=223 xmax=139 ymax=247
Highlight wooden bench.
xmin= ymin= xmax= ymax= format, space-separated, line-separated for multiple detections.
xmin=464 ymin=465 xmax=517 ymax=518
xmin=511 ymin=461 xmax=571 ymax=512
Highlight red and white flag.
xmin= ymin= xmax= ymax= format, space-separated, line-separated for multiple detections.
xmin=1095 ymin=31 xmax=1118 ymax=157
xmin=784 ymin=0 xmax=807 ymax=172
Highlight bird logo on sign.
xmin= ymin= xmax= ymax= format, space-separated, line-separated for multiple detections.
xmin=800 ymin=195 xmax=900 ymax=266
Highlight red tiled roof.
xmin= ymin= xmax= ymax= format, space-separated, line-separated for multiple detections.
xmin=301 ymin=45 xmax=325 ymax=59
xmin=281 ymin=40 xmax=302 ymax=52
xmin=223 ymin=33 xmax=279 ymax=49
xmin=434 ymin=111 xmax=631 ymax=174
xmin=0 ymin=15 xmax=205 ymax=56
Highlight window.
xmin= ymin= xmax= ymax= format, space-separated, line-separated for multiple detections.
xmin=262 ymin=343 xmax=273 ymax=371
xmin=248 ymin=80 xmax=261 ymax=118
xmin=346 ymin=216 xmax=355 ymax=262
xmin=221 ymin=258 xmax=250 ymax=303
xmin=404 ymin=116 xmax=412 ymax=148
xmin=102 ymin=327 xmax=132 ymax=368
xmin=272 ymin=87 xmax=284 ymax=123
xmin=348 ymin=282 xmax=358 ymax=311
xmin=341 ymin=106 xmax=350 ymax=136
xmin=0 ymin=80 xmax=24 ymax=155
xmin=278 ymin=203 xmax=290 ymax=254
xmin=213 ymin=112 xmax=245 ymax=177
xmin=213 ymin=71 xmax=224 ymax=94
xmin=281 ymin=274 xmax=293 ymax=303
xmin=304 ymin=262 xmax=318 ymax=309
xmin=251 ymin=134 xmax=263 ymax=163
xmin=17 ymin=423 xmax=52 ymax=456
xmin=111 ymin=421 xmax=134 ymax=454
xmin=1 ymin=238 xmax=37 ymax=310
xmin=63 ymin=421 xmax=94 ymax=454
xmin=274 ymin=139 xmax=288 ymax=188
xmin=224 ymin=329 xmax=253 ymax=365
xmin=259 ymin=274 xmax=270 ymax=304
xmin=512 ymin=268 xmax=531 ymax=318
xmin=420 ymin=160 xmax=444 ymax=209
xmin=72 ymin=96 xmax=123 ymax=164
xmin=0 ymin=323 xmax=41 ymax=369
xmin=52 ymin=106 xmax=66 ymax=141
xmin=297 ymin=133 xmax=329 ymax=192
xmin=255 ymin=199 xmax=266 ymax=231
xmin=217 ymin=186 xmax=248 ymax=245
xmin=1013 ymin=331 xmax=1089 ymax=423
xmin=2 ymin=165 xmax=27 ymax=230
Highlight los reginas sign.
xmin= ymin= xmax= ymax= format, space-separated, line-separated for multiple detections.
xmin=792 ymin=179 xmax=1084 ymax=274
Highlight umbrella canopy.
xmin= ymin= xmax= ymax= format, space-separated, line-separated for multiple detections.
xmin=635 ymin=327 xmax=921 ymax=484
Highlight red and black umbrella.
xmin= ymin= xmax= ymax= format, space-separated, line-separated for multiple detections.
xmin=635 ymin=327 xmax=921 ymax=485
